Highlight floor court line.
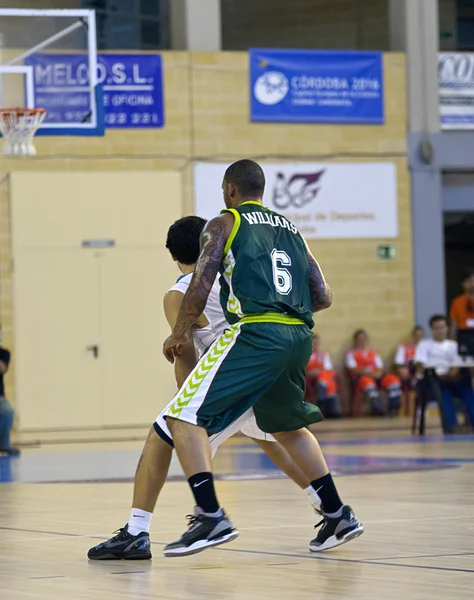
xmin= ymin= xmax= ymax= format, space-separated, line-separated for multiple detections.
xmin=29 ymin=576 xmax=65 ymax=580
xmin=110 ymin=571 xmax=146 ymax=575
xmin=5 ymin=535 xmax=102 ymax=543
xmin=359 ymin=551 xmax=474 ymax=561
xmin=148 ymin=540 xmax=474 ymax=571
xmin=3 ymin=525 xmax=473 ymax=576
xmin=212 ymin=546 xmax=474 ymax=575
xmin=0 ymin=526 xmax=84 ymax=537
xmin=146 ymin=540 xmax=474 ymax=575
xmin=3 ymin=527 xmax=473 ymax=565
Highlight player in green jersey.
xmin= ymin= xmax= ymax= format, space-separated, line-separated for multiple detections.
xmin=162 ymin=159 xmax=363 ymax=557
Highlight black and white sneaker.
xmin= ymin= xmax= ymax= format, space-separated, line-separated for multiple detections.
xmin=309 ymin=505 xmax=364 ymax=552
xmin=87 ymin=524 xmax=152 ymax=560
xmin=164 ymin=509 xmax=238 ymax=557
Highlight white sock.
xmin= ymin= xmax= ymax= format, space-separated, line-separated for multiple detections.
xmin=128 ymin=508 xmax=152 ymax=536
xmin=305 ymin=486 xmax=322 ymax=512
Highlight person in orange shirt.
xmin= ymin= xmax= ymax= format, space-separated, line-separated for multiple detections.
xmin=449 ymin=269 xmax=474 ymax=338
xmin=394 ymin=325 xmax=425 ymax=385
xmin=305 ymin=333 xmax=341 ymax=418
xmin=346 ymin=329 xmax=401 ymax=416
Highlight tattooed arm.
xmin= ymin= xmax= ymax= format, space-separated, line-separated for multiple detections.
xmin=304 ymin=238 xmax=332 ymax=313
xmin=163 ymin=213 xmax=233 ymax=363
xmin=163 ymin=290 xmax=198 ymax=387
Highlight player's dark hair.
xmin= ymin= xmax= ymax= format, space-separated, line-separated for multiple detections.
xmin=413 ymin=325 xmax=424 ymax=335
xmin=224 ymin=159 xmax=265 ymax=199
xmin=166 ymin=216 xmax=207 ymax=265
xmin=429 ymin=314 xmax=447 ymax=328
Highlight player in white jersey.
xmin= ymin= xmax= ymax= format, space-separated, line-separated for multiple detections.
xmin=156 ymin=271 xmax=279 ymax=446
xmin=88 ymin=217 xmax=319 ymax=561
xmin=170 ymin=272 xmax=226 ymax=355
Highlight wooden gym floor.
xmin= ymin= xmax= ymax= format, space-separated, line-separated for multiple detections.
xmin=1 ymin=417 xmax=474 ymax=599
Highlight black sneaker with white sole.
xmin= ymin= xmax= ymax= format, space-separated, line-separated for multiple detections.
xmin=309 ymin=505 xmax=364 ymax=552
xmin=164 ymin=510 xmax=238 ymax=557
xmin=87 ymin=524 xmax=152 ymax=560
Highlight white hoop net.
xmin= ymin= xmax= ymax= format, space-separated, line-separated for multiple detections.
xmin=0 ymin=108 xmax=46 ymax=156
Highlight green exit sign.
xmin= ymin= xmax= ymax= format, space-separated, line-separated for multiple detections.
xmin=377 ymin=244 xmax=397 ymax=261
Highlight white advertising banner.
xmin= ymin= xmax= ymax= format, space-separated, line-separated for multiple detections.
xmin=439 ymin=53 xmax=474 ymax=129
xmin=194 ymin=162 xmax=398 ymax=239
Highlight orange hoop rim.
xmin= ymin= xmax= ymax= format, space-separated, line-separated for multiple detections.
xmin=0 ymin=108 xmax=46 ymax=117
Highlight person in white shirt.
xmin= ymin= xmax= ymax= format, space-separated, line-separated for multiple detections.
xmin=415 ymin=314 xmax=474 ymax=433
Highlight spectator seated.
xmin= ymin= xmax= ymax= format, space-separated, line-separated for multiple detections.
xmin=0 ymin=326 xmax=18 ymax=456
xmin=346 ymin=329 xmax=401 ymax=417
xmin=305 ymin=333 xmax=341 ymax=418
xmin=415 ymin=314 xmax=474 ymax=434
xmin=394 ymin=325 xmax=425 ymax=414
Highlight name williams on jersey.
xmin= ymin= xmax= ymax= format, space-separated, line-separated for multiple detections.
xmin=241 ymin=211 xmax=298 ymax=234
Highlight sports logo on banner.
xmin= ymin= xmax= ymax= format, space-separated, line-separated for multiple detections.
xmin=194 ymin=162 xmax=397 ymax=240
xmin=439 ymin=53 xmax=474 ymax=129
xmin=250 ymin=49 xmax=384 ymax=124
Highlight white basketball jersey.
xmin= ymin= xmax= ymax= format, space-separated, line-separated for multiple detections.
xmin=168 ymin=273 xmax=229 ymax=355
xmin=162 ymin=272 xmax=275 ymax=445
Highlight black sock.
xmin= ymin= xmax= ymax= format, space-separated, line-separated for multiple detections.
xmin=188 ymin=472 xmax=220 ymax=514
xmin=310 ymin=473 xmax=343 ymax=514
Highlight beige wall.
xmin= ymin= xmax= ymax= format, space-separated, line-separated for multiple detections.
xmin=0 ymin=51 xmax=411 ymax=409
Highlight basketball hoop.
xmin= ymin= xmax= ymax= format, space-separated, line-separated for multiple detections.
xmin=0 ymin=108 xmax=46 ymax=156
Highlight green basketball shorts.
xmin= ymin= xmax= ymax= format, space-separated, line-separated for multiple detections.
xmin=163 ymin=314 xmax=324 ymax=435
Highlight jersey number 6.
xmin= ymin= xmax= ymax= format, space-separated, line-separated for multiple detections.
xmin=271 ymin=249 xmax=293 ymax=295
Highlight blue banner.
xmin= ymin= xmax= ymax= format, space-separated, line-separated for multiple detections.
xmin=250 ymin=49 xmax=384 ymax=125
xmin=25 ymin=53 xmax=164 ymax=129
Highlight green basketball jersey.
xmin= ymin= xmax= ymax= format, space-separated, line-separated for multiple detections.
xmin=219 ymin=201 xmax=314 ymax=328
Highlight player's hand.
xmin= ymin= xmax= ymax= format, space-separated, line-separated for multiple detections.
xmin=163 ymin=334 xmax=187 ymax=363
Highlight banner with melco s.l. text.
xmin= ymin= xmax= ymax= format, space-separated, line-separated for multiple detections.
xmin=194 ymin=163 xmax=398 ymax=240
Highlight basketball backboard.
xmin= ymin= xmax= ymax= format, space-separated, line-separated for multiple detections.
xmin=0 ymin=8 xmax=104 ymax=136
